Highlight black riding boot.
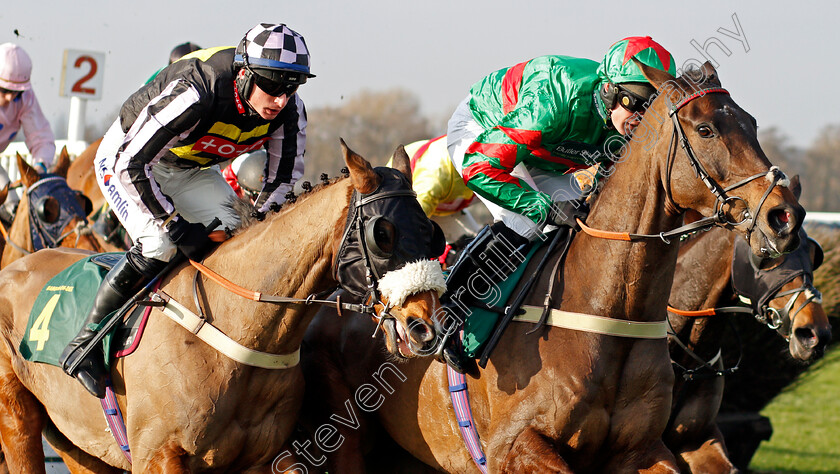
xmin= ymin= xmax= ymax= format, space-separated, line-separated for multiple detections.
xmin=440 ymin=222 xmax=530 ymax=374
xmin=59 ymin=255 xmax=149 ymax=398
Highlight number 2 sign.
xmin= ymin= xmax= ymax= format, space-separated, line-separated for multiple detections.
xmin=60 ymin=49 xmax=105 ymax=100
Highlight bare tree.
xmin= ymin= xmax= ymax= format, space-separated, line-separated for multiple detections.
xmin=802 ymin=124 xmax=840 ymax=211
xmin=302 ymin=88 xmax=436 ymax=182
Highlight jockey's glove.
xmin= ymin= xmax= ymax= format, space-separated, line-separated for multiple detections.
xmin=547 ymin=199 xmax=589 ymax=230
xmin=167 ymin=218 xmax=213 ymax=261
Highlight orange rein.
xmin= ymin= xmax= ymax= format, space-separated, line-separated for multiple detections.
xmin=666 ymin=306 xmax=720 ymax=317
xmin=575 ymin=217 xmax=633 ymax=241
xmin=189 ymin=259 xmax=262 ymax=301
xmin=574 ymin=218 xmax=725 ymax=317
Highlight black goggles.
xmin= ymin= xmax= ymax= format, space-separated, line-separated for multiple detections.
xmin=617 ymin=86 xmax=653 ymax=114
xmin=0 ymin=87 xmax=23 ymax=98
xmin=251 ymin=69 xmax=305 ymax=97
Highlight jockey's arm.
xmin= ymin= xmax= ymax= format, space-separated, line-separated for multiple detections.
xmin=122 ymin=81 xmax=203 ymax=223
xmin=19 ymin=91 xmax=56 ymax=169
xmin=253 ymin=95 xmax=306 ymax=212
xmin=460 ymin=102 xmax=558 ymax=225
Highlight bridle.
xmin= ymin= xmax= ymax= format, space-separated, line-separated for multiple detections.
xmin=3 ymin=175 xmax=99 ymax=255
xmin=731 ymin=232 xmax=823 ymax=337
xmin=578 ymin=84 xmax=789 ymax=247
xmin=667 ymin=231 xmax=823 ymax=382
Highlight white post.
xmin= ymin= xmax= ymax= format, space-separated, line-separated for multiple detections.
xmin=67 ymin=96 xmax=87 ymax=143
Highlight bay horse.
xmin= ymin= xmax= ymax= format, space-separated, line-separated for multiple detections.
xmin=296 ymin=61 xmax=805 ymax=473
xmin=0 ymin=149 xmax=100 ymax=268
xmin=0 ymin=141 xmax=446 ymax=472
xmin=664 ymin=206 xmax=830 ymax=471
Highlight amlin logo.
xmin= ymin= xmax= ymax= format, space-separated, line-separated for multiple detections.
xmin=96 ymin=157 xmax=130 ymax=221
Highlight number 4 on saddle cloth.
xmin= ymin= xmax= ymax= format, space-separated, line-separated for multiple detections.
xmin=20 ymin=253 xmax=150 ymax=367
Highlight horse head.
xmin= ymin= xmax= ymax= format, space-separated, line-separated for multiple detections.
xmin=334 ymin=140 xmax=446 ymax=358
xmin=638 ymin=60 xmax=805 ymax=258
xmin=731 ymin=175 xmax=831 ymax=360
xmin=1 ymin=148 xmax=98 ymax=266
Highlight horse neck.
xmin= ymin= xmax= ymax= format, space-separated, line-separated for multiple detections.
xmin=199 ymin=180 xmax=352 ymax=353
xmin=668 ymin=227 xmax=737 ymax=359
xmin=562 ymin=132 xmax=682 ymax=322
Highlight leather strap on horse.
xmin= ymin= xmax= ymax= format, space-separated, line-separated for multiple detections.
xmin=188 ymin=259 xmax=373 ymax=313
xmin=148 ymin=290 xmax=301 ymax=369
xmin=666 ymin=305 xmax=753 ymax=317
xmin=514 ymin=305 xmax=668 ymax=338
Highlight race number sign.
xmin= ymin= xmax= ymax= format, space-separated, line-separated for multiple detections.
xmin=60 ymin=49 xmax=105 ymax=100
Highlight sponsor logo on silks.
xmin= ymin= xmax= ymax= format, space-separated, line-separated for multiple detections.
xmin=96 ymin=162 xmax=130 ymax=221
xmin=193 ymin=136 xmax=270 ymax=159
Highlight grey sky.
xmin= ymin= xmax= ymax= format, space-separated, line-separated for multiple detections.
xmin=2 ymin=0 xmax=835 ymax=148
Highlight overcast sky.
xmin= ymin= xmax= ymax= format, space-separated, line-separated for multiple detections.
xmin=2 ymin=0 xmax=835 ymax=148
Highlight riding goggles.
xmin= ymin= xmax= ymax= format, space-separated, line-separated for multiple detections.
xmin=251 ymin=68 xmax=307 ymax=97
xmin=617 ymin=86 xmax=653 ymax=114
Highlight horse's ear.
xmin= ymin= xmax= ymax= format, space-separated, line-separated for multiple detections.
xmin=52 ymin=146 xmax=71 ymax=178
xmin=699 ymin=61 xmax=721 ymax=86
xmin=789 ymin=174 xmax=802 ymax=200
xmin=16 ymin=153 xmax=40 ymax=187
xmin=0 ymin=184 xmax=7 ymax=206
xmin=390 ymin=145 xmax=412 ymax=183
xmin=632 ymin=57 xmax=674 ymax=91
xmin=340 ymin=138 xmax=380 ymax=194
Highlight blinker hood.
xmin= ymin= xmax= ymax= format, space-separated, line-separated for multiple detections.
xmin=334 ymin=167 xmax=445 ymax=300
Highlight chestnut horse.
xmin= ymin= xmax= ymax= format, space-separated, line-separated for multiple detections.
xmin=296 ymin=61 xmax=806 ymax=473
xmin=664 ymin=211 xmax=830 ymax=472
xmin=0 ymin=141 xmax=446 ymax=472
xmin=0 ymin=149 xmax=100 ymax=267
xmin=65 ymin=138 xmax=104 ymax=213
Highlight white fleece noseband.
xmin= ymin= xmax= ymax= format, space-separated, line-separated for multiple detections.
xmin=378 ymin=259 xmax=447 ymax=307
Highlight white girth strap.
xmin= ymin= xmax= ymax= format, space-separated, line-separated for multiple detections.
xmin=514 ymin=305 xmax=668 ymax=339
xmin=151 ymin=292 xmax=301 ymax=369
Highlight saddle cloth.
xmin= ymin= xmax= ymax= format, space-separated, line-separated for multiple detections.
xmin=455 ymin=241 xmax=541 ymax=358
xmin=19 ymin=253 xmax=150 ymax=367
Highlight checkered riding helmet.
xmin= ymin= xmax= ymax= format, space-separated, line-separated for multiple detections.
xmin=235 ymin=23 xmax=315 ymax=87
xmin=0 ymin=43 xmax=33 ymax=91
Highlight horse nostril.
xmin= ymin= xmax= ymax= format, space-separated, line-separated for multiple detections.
xmin=794 ymin=326 xmax=818 ymax=351
xmin=768 ymin=207 xmax=795 ymax=235
xmin=407 ymin=317 xmax=434 ymax=343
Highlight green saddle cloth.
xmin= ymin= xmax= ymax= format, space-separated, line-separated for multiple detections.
xmin=460 ymin=244 xmax=541 ymax=358
xmin=19 ymin=253 xmax=124 ymax=366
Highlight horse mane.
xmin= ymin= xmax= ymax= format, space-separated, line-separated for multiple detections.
xmin=226 ymin=175 xmax=346 ymax=236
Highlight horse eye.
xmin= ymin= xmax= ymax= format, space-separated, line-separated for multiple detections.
xmin=38 ymin=197 xmax=61 ymax=223
xmin=696 ymin=125 xmax=715 ymax=138
xmin=373 ymin=218 xmax=396 ymax=254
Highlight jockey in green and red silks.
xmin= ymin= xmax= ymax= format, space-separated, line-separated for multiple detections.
xmin=447 ymin=36 xmax=678 ymax=240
